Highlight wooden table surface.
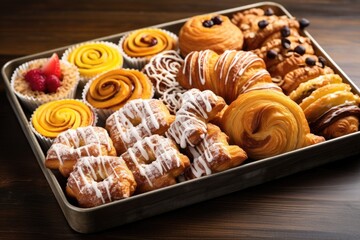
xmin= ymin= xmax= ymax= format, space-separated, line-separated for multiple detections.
xmin=1 ymin=0 xmax=360 ymax=239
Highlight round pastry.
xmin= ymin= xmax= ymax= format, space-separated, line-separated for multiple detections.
xmin=45 ymin=126 xmax=117 ymax=177
xmin=183 ymin=123 xmax=248 ymax=180
xmin=105 ymin=98 xmax=175 ymax=155
xmin=82 ymin=68 xmax=154 ymax=120
xmin=30 ymin=99 xmax=97 ymax=148
xmin=120 ymin=134 xmax=190 ymax=193
xmin=11 ymin=53 xmax=80 ymax=111
xmin=119 ymin=28 xmax=178 ymax=69
xmin=62 ymin=41 xmax=123 ymax=84
xmin=176 ymin=50 xmax=272 ymax=104
xmin=142 ymin=50 xmax=186 ymax=114
xmin=166 ymin=88 xmax=226 ymax=148
xmin=66 ymin=156 xmax=137 ymax=208
xmin=178 ymin=14 xmax=244 ymax=57
xmin=221 ymin=89 xmax=325 ymax=160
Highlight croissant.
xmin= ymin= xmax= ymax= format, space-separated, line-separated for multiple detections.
xmin=176 ymin=50 xmax=272 ymax=104
xmin=221 ymin=88 xmax=324 ymax=160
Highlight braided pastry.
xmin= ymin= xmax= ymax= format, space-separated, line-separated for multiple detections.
xmin=221 ymin=89 xmax=324 ymax=160
xmin=183 ymin=123 xmax=247 ymax=179
xmin=105 ymin=98 xmax=175 ymax=155
xmin=166 ymin=88 xmax=226 ymax=148
xmin=178 ymin=14 xmax=243 ymax=57
xmin=66 ymin=156 xmax=136 ymax=208
xmin=120 ymin=134 xmax=190 ymax=193
xmin=289 ymin=74 xmax=360 ymax=139
xmin=142 ymin=50 xmax=186 ymax=114
xmin=45 ymin=126 xmax=117 ymax=177
xmin=176 ymin=50 xmax=272 ymax=104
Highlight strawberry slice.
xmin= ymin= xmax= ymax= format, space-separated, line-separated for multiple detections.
xmin=42 ymin=53 xmax=62 ymax=79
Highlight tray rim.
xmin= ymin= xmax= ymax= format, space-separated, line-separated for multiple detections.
xmin=2 ymin=1 xmax=360 ymax=233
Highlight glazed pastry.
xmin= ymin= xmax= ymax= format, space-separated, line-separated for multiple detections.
xmin=221 ymin=89 xmax=324 ymax=160
xmin=231 ymin=7 xmax=309 ymax=50
xmin=120 ymin=134 xmax=190 ymax=193
xmin=30 ymin=99 xmax=96 ymax=148
xmin=83 ymin=68 xmax=153 ymax=119
xmin=119 ymin=28 xmax=178 ymax=69
xmin=11 ymin=53 xmax=80 ymax=110
xmin=178 ymin=14 xmax=243 ymax=57
xmin=184 ymin=123 xmax=247 ymax=179
xmin=45 ymin=126 xmax=117 ymax=177
xmin=66 ymin=156 xmax=137 ymax=207
xmin=166 ymin=88 xmax=226 ymax=148
xmin=142 ymin=50 xmax=186 ymax=114
xmin=105 ymin=99 xmax=175 ymax=155
xmin=176 ymin=50 xmax=272 ymax=104
xmin=289 ymin=74 xmax=360 ymax=139
xmin=62 ymin=41 xmax=123 ymax=83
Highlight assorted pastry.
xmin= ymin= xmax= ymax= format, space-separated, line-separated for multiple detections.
xmin=10 ymin=6 xmax=360 ymax=207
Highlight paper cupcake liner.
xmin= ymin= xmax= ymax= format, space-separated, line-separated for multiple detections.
xmin=29 ymin=99 xmax=98 ymax=150
xmin=10 ymin=59 xmax=80 ymax=112
xmin=119 ymin=28 xmax=179 ymax=70
xmin=82 ymin=68 xmax=155 ymax=125
xmin=61 ymin=41 xmax=124 ymax=86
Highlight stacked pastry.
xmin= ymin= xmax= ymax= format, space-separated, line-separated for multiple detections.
xmin=230 ymin=7 xmax=360 ymax=139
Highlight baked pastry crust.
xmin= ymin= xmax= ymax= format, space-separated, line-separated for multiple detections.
xmin=179 ymin=14 xmax=243 ymax=57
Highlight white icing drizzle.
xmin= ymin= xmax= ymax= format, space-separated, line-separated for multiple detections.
xmin=68 ymin=156 xmax=127 ymax=205
xmin=121 ymin=135 xmax=182 ymax=187
xmin=106 ymin=99 xmax=167 ymax=151
xmin=166 ymin=89 xmax=220 ymax=148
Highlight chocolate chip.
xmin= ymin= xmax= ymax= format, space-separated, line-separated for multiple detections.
xmin=264 ymin=8 xmax=274 ymax=16
xmin=267 ymin=49 xmax=278 ymax=59
xmin=281 ymin=38 xmax=291 ymax=49
xmin=318 ymin=56 xmax=327 ymax=68
xmin=305 ymin=57 xmax=316 ymax=66
xmin=140 ymin=36 xmax=158 ymax=46
xmin=258 ymin=20 xmax=269 ymax=29
xmin=150 ymin=38 xmax=158 ymax=46
xmin=281 ymin=26 xmax=290 ymax=37
xmin=211 ymin=16 xmax=222 ymax=25
xmin=294 ymin=45 xmax=306 ymax=55
xmin=202 ymin=19 xmax=214 ymax=28
xmin=299 ymin=18 xmax=310 ymax=29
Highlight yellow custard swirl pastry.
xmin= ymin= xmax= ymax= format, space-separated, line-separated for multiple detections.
xmin=84 ymin=69 xmax=153 ymax=113
xmin=31 ymin=99 xmax=96 ymax=145
xmin=120 ymin=28 xmax=178 ymax=68
xmin=63 ymin=41 xmax=123 ymax=82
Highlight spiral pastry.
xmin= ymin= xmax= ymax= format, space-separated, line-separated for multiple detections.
xmin=31 ymin=99 xmax=96 ymax=139
xmin=84 ymin=69 xmax=153 ymax=111
xmin=63 ymin=41 xmax=123 ymax=81
xmin=221 ymin=89 xmax=324 ymax=160
xmin=121 ymin=28 xmax=177 ymax=58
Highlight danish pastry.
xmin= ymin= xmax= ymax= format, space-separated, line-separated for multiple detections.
xmin=176 ymin=50 xmax=272 ymax=104
xmin=45 ymin=126 xmax=117 ymax=177
xmin=142 ymin=50 xmax=186 ymax=114
xmin=178 ymin=14 xmax=243 ymax=57
xmin=166 ymin=88 xmax=226 ymax=148
xmin=221 ymin=89 xmax=324 ymax=160
xmin=183 ymin=123 xmax=247 ymax=179
xmin=120 ymin=134 xmax=190 ymax=193
xmin=66 ymin=156 xmax=136 ymax=208
xmin=105 ymin=98 xmax=175 ymax=154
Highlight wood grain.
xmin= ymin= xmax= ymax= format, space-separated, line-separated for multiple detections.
xmin=1 ymin=0 xmax=360 ymax=239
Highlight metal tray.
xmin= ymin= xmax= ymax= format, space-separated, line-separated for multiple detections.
xmin=2 ymin=1 xmax=360 ymax=233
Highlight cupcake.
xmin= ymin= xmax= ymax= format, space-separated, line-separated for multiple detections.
xmin=30 ymin=99 xmax=97 ymax=148
xmin=82 ymin=68 xmax=154 ymax=121
xmin=11 ymin=53 xmax=80 ymax=111
xmin=62 ymin=41 xmax=123 ymax=85
xmin=119 ymin=28 xmax=178 ymax=69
